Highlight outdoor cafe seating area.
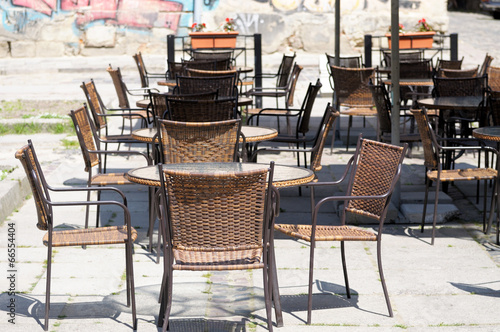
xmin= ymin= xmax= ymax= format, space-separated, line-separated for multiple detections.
xmin=11 ymin=46 xmax=500 ymax=331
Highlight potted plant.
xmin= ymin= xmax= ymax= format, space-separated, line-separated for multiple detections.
xmin=189 ymin=18 xmax=239 ymax=49
xmin=385 ymin=18 xmax=436 ymax=49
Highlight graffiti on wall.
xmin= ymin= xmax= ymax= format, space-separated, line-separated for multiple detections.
xmin=3 ymin=0 xmax=185 ymax=31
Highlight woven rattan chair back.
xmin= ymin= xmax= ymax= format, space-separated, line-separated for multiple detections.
xmin=133 ymin=53 xmax=149 ymax=88
xmin=331 ymin=65 xmax=375 ymax=108
xmin=15 ymin=142 xmax=50 ymax=231
xmin=285 ymin=63 xmax=303 ymax=109
xmin=275 ymin=53 xmax=296 ymax=88
xmin=165 ymin=97 xmax=237 ymax=122
xmin=412 ymin=109 xmax=439 ymax=168
xmin=436 ymin=57 xmax=464 ymax=70
xmin=400 ymin=59 xmax=433 ymax=79
xmin=370 ymin=81 xmax=393 ymax=137
xmin=309 ymin=105 xmax=340 ymax=173
xmin=382 ymin=50 xmax=423 ymax=67
xmin=107 ymin=66 xmax=131 ymax=109
xmin=149 ymin=92 xmax=168 ymax=121
xmin=433 ymin=75 xmax=488 ymax=97
xmin=158 ymin=119 xmax=241 ymax=163
xmin=488 ymin=92 xmax=500 ymax=126
xmin=192 ymin=50 xmax=234 ymax=61
xmin=325 ymin=53 xmax=362 ymax=68
xmin=437 ymin=66 xmax=479 ymax=78
xmin=183 ymin=58 xmax=231 ymax=71
xmin=167 ymin=61 xmax=186 ymax=80
xmin=479 ymin=53 xmax=494 ymax=77
xmin=175 ymin=74 xmax=238 ymax=97
xmin=488 ymin=66 xmax=500 ymax=91
xmin=163 ymin=167 xmax=268 ymax=252
xmin=70 ymin=106 xmax=101 ymax=171
xmin=296 ymin=79 xmax=322 ymax=135
xmin=344 ymin=138 xmax=407 ymax=221
xmin=81 ymin=80 xmax=107 ymax=130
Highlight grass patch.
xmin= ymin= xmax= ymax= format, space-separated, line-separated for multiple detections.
xmin=0 ymin=166 xmax=17 ymax=181
xmin=0 ymin=120 xmax=75 ymax=136
xmin=61 ymin=138 xmax=79 ymax=149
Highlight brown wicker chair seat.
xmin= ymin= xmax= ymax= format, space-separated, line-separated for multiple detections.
xmin=274 ymin=224 xmax=377 ymax=242
xmin=43 ymin=225 xmax=138 ymax=247
xmin=427 ymin=168 xmax=497 ymax=182
xmin=340 ymin=107 xmax=376 ymax=117
xmin=90 ymin=173 xmax=132 ymax=186
xmin=173 ymin=247 xmax=264 ymax=271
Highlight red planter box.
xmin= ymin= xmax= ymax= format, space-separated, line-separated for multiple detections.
xmin=385 ymin=31 xmax=436 ymax=49
xmin=189 ymin=31 xmax=239 ymax=49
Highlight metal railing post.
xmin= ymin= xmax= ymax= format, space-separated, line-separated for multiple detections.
xmin=364 ymin=34 xmax=372 ymax=67
xmin=254 ymin=33 xmax=263 ymax=108
xmin=450 ymin=33 xmax=458 ymax=61
xmin=167 ymin=34 xmax=175 ymax=64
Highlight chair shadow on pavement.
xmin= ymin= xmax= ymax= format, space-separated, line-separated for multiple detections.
xmin=450 ymin=281 xmax=500 ymax=298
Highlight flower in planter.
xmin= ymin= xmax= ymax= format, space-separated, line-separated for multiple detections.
xmin=191 ymin=22 xmax=206 ymax=32
xmin=221 ymin=18 xmax=237 ymax=32
xmin=388 ymin=23 xmax=405 ymax=33
xmin=415 ymin=18 xmax=433 ymax=32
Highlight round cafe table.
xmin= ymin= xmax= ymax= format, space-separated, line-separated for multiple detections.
xmin=126 ymin=162 xmax=314 ymax=189
xmin=131 ymin=125 xmax=277 ymax=144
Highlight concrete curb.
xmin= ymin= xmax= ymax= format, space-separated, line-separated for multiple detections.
xmin=0 ymin=167 xmax=30 ymax=223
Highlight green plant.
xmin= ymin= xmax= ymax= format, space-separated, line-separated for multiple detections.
xmin=415 ymin=18 xmax=433 ymax=32
xmin=221 ymin=18 xmax=236 ymax=32
xmin=191 ymin=22 xmax=206 ymax=32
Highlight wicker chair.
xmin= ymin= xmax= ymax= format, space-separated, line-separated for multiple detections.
xmin=165 ymin=97 xmax=238 ymax=122
xmin=479 ymin=53 xmax=494 ymax=77
xmin=369 ymin=81 xmax=421 ymax=146
xmin=247 ymin=80 xmax=323 ymax=167
xmin=80 ymin=81 xmax=150 ymax=170
xmin=132 ymin=52 xmax=165 ymax=88
xmin=157 ymin=119 xmax=241 ymax=164
xmin=246 ymin=53 xmax=296 ymax=108
xmin=174 ymin=74 xmax=238 ymax=98
xmin=166 ymin=61 xmax=186 ymax=80
xmin=436 ymin=57 xmax=464 ymax=70
xmin=15 ymin=140 xmax=137 ymax=331
xmin=107 ymin=65 xmax=156 ymax=124
xmin=246 ymin=63 xmax=302 ymax=129
xmin=411 ymin=108 xmax=498 ymax=245
xmin=69 ymin=106 xmax=152 ymax=228
xmin=432 ymin=75 xmax=488 ymax=138
xmin=330 ymin=65 xmax=377 ymax=151
xmin=182 ymin=58 xmax=231 ymax=71
xmin=325 ymin=54 xmax=363 ymax=99
xmin=381 ymin=49 xmax=423 ymax=67
xmin=191 ymin=49 xmax=234 ymax=61
xmin=274 ymin=136 xmax=407 ymax=324
xmin=251 ymin=104 xmax=339 ymax=174
xmin=487 ymin=91 xmax=500 ymax=126
xmin=437 ymin=66 xmax=479 ymax=78
xmin=325 ymin=53 xmax=362 ymax=68
xmin=156 ymin=162 xmax=281 ymax=332
xmin=487 ymin=66 xmax=500 ymax=91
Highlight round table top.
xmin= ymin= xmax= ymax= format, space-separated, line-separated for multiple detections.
xmin=126 ymin=163 xmax=315 ymax=188
xmin=131 ymin=125 xmax=277 ymax=144
xmin=383 ymin=78 xmax=433 ymax=86
xmin=418 ymin=96 xmax=483 ymax=110
xmin=157 ymin=80 xmax=176 ymax=87
xmin=473 ymin=126 xmax=500 ymax=142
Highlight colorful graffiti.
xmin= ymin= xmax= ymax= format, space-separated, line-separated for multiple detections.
xmin=4 ymin=0 xmax=185 ymax=30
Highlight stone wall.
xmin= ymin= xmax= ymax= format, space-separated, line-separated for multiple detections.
xmin=0 ymin=0 xmax=448 ymax=57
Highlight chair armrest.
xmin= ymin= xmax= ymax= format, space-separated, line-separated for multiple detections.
xmin=89 ymin=149 xmax=152 ymax=165
xmin=47 ymin=186 xmax=128 ymax=204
